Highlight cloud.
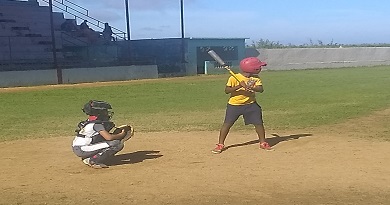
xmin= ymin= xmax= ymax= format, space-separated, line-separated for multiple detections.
xmin=140 ymin=27 xmax=164 ymax=32
xmin=130 ymin=0 xmax=198 ymax=11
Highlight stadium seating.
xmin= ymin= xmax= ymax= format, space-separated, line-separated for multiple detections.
xmin=0 ymin=0 xmax=66 ymax=69
xmin=0 ymin=0 xmax=123 ymax=71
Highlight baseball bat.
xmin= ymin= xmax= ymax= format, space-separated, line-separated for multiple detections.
xmin=207 ymin=50 xmax=241 ymax=82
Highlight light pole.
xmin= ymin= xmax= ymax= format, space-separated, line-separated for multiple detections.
xmin=125 ymin=0 xmax=131 ymax=41
xmin=180 ymin=0 xmax=184 ymax=40
xmin=124 ymin=0 xmax=131 ymax=62
xmin=180 ymin=0 xmax=186 ymax=73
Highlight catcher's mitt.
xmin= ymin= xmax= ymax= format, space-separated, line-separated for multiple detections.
xmin=111 ymin=124 xmax=134 ymax=142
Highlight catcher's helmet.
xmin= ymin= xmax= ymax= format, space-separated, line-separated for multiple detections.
xmin=239 ymin=57 xmax=267 ymax=74
xmin=82 ymin=100 xmax=113 ymax=120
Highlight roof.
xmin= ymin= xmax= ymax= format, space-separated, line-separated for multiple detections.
xmin=189 ymin=37 xmax=249 ymax=40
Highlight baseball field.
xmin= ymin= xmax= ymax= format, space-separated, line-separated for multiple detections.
xmin=1 ymin=66 xmax=389 ymax=204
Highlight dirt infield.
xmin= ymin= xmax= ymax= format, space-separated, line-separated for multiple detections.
xmin=1 ymin=109 xmax=390 ymax=205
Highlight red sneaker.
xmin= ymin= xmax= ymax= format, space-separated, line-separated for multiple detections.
xmin=212 ymin=144 xmax=225 ymax=154
xmin=259 ymin=142 xmax=274 ymax=151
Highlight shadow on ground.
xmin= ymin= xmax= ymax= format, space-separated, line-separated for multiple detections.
xmin=105 ymin=150 xmax=163 ymax=166
xmin=267 ymin=133 xmax=313 ymax=146
xmin=225 ymin=133 xmax=312 ymax=150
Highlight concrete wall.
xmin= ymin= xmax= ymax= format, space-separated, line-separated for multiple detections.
xmin=0 ymin=65 xmax=158 ymax=88
xmin=121 ymin=38 xmax=183 ymax=73
xmin=256 ymin=47 xmax=390 ymax=70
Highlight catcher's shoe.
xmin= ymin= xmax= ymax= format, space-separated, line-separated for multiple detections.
xmin=259 ymin=142 xmax=274 ymax=151
xmin=82 ymin=157 xmax=109 ymax=169
xmin=212 ymin=144 xmax=225 ymax=154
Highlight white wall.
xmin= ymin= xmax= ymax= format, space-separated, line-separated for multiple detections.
xmin=0 ymin=65 xmax=158 ymax=88
xmin=256 ymin=47 xmax=390 ymax=70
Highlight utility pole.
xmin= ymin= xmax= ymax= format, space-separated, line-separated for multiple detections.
xmin=49 ymin=0 xmax=62 ymax=84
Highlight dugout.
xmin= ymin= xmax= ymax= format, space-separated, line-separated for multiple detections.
xmin=120 ymin=37 xmax=247 ymax=76
xmin=187 ymin=38 xmax=247 ymax=75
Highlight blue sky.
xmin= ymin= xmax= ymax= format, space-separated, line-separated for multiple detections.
xmin=42 ymin=0 xmax=390 ymax=45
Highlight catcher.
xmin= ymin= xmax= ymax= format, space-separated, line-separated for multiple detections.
xmin=72 ymin=100 xmax=134 ymax=169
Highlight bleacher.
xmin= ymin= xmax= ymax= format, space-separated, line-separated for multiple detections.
xmin=0 ymin=0 xmax=66 ymax=70
xmin=0 ymin=0 xmax=126 ymax=71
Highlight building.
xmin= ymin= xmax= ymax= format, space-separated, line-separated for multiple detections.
xmin=121 ymin=37 xmax=246 ymax=76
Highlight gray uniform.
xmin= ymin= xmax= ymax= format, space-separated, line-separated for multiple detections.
xmin=72 ymin=121 xmax=123 ymax=163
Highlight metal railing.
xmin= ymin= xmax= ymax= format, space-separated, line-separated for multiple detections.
xmin=40 ymin=0 xmax=126 ymax=40
xmin=55 ymin=0 xmax=89 ymax=16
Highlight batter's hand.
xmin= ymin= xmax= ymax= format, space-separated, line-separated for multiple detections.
xmin=239 ymin=81 xmax=254 ymax=92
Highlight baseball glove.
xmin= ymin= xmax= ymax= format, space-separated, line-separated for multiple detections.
xmin=111 ymin=124 xmax=134 ymax=142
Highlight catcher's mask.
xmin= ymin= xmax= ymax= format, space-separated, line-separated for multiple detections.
xmin=239 ymin=57 xmax=267 ymax=74
xmin=82 ymin=100 xmax=114 ymax=121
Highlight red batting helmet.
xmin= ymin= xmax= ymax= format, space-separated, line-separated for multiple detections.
xmin=239 ymin=57 xmax=267 ymax=74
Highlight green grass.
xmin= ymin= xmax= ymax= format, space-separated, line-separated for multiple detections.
xmin=263 ymin=66 xmax=390 ymax=128
xmin=1 ymin=66 xmax=389 ymax=141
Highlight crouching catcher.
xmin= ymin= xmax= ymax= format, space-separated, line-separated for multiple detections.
xmin=72 ymin=100 xmax=134 ymax=169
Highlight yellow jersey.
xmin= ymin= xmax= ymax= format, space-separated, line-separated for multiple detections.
xmin=226 ymin=73 xmax=262 ymax=105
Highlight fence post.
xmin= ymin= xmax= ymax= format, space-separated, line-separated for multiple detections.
xmin=8 ymin=37 xmax=12 ymax=63
xmin=49 ymin=0 xmax=63 ymax=84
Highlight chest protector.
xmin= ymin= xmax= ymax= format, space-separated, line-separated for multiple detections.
xmin=75 ymin=120 xmax=115 ymax=143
